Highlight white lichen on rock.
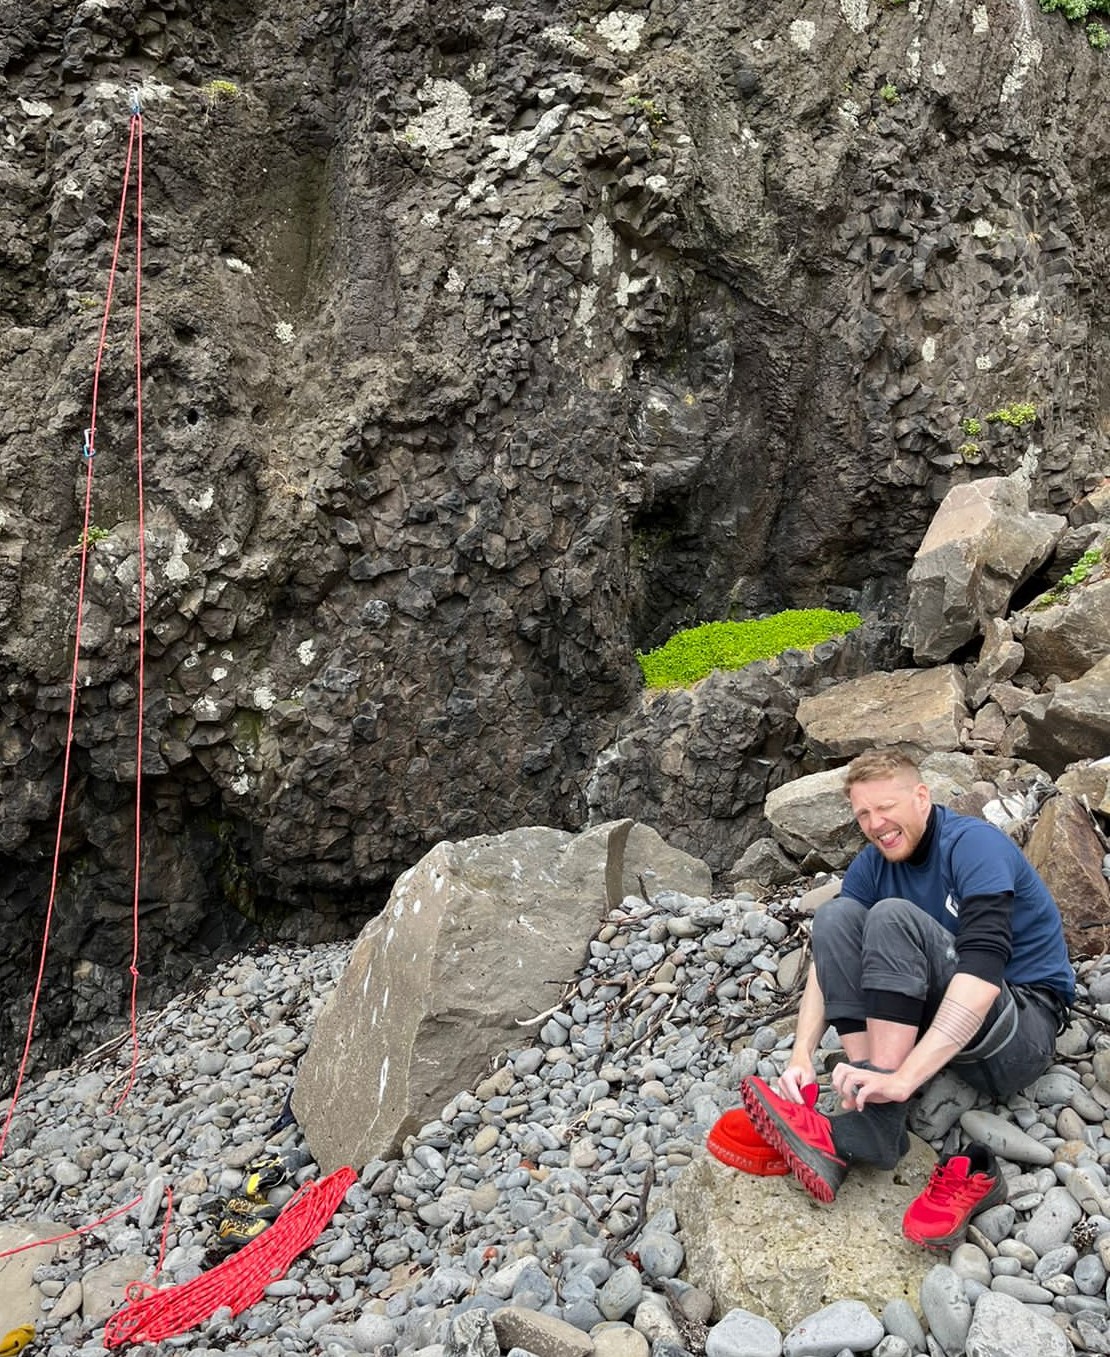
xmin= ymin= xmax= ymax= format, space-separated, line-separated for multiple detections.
xmin=595 ymin=11 xmax=647 ymax=53
xmin=789 ymin=19 xmax=817 ymax=52
xmin=839 ymin=0 xmax=870 ymax=34
xmin=401 ymin=78 xmax=480 ymax=154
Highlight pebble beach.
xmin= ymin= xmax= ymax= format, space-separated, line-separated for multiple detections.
xmin=4 ymin=882 xmax=1110 ymax=1357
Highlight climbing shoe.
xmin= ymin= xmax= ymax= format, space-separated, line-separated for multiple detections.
xmin=221 ymin=1195 xmax=281 ymax=1222
xmin=214 ymin=1209 xmax=275 ymax=1249
xmin=708 ymin=1083 xmax=820 ymax=1175
xmin=242 ymin=1145 xmax=314 ymax=1199
xmin=902 ymin=1142 xmax=1007 ymax=1250
xmin=741 ymin=1076 xmax=847 ymax=1203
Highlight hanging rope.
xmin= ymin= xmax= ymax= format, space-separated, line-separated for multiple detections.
xmin=103 ymin=1167 xmax=356 ymax=1348
xmin=0 ymin=100 xmax=147 ymax=1156
xmin=114 ymin=94 xmax=147 ymax=1112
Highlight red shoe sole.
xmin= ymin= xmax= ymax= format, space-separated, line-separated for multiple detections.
xmin=741 ymin=1082 xmax=842 ymax=1204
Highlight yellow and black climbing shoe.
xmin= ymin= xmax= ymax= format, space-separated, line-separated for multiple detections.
xmin=242 ymin=1145 xmax=314 ymax=1199
xmin=0 ymin=1324 xmax=36 ymax=1357
xmin=222 ymin=1195 xmax=281 ymax=1221
xmin=214 ymin=1208 xmax=276 ymax=1250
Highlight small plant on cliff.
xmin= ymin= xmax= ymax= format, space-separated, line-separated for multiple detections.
xmin=879 ymin=82 xmax=900 ymax=103
xmin=636 ymin=609 xmax=863 ymax=689
xmin=1031 ymin=545 xmax=1104 ymax=609
xmin=961 ymin=417 xmax=982 ymax=436
xmin=985 ymin=401 xmax=1037 ymax=427
xmin=201 ymin=79 xmax=240 ymax=108
xmin=1037 ymin=0 xmax=1110 ymax=46
xmin=626 ymin=94 xmax=667 ymax=128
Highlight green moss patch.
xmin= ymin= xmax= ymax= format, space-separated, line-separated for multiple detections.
xmin=636 ymin=608 xmax=863 ymax=689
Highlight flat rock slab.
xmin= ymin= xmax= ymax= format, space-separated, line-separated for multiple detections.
xmin=672 ymin=1138 xmax=936 ymax=1332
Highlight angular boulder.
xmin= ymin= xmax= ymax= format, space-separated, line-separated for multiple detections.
xmin=1023 ymin=793 xmax=1110 ymax=959
xmin=292 ymin=821 xmax=711 ymax=1171
xmin=1057 ymin=761 xmax=1110 ymax=816
xmin=1016 ymin=577 xmax=1110 ymax=681
xmin=902 ymin=476 xmax=1064 ymax=663
xmin=672 ymin=1139 xmax=936 ymax=1331
xmin=796 ymin=666 xmax=968 ymax=759
xmin=1008 ymin=654 xmax=1110 ymax=778
xmin=764 ymin=768 xmax=862 ymax=871
xmin=964 ymin=617 xmax=1025 ymax=710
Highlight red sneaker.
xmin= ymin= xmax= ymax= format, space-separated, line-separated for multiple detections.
xmin=740 ymin=1076 xmax=846 ymax=1202
xmin=707 ymin=1106 xmax=789 ymax=1175
xmin=902 ymin=1142 xmax=1007 ymax=1250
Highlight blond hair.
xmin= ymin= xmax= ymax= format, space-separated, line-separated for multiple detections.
xmin=842 ymin=748 xmax=921 ymax=794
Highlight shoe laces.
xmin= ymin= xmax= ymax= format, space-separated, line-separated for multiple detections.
xmin=927 ymin=1158 xmax=990 ymax=1207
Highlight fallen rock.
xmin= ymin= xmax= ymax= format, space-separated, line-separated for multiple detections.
xmin=902 ymin=475 xmax=1064 ymax=663
xmin=293 ymin=820 xmax=711 ymax=1170
xmin=796 ymin=666 xmax=968 ymax=758
xmin=1016 ymin=576 xmax=1110 ymax=682
xmin=1023 ymin=793 xmax=1110 ymax=958
xmin=672 ymin=1139 xmax=936 ymax=1332
xmin=1008 ymin=653 xmax=1110 ymax=777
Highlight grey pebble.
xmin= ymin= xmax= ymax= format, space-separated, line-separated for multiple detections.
xmin=919 ymin=1265 xmax=972 ymax=1357
xmin=782 ymin=1300 xmax=882 ymax=1357
xmin=706 ymin=1308 xmax=782 ymax=1357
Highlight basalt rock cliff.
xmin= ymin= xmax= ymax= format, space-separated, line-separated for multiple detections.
xmin=0 ymin=0 xmax=1106 ymax=1070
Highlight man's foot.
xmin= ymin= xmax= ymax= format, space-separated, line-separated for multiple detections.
xmin=902 ymin=1142 xmax=1007 ymax=1250
xmin=740 ymin=1076 xmax=846 ymax=1202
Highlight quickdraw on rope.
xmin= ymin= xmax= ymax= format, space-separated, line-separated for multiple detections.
xmin=103 ymin=1167 xmax=357 ymax=1347
xmin=0 ymin=96 xmax=148 ymax=1156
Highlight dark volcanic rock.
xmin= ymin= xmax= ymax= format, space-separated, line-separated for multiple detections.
xmin=0 ymin=0 xmax=1106 ymax=1070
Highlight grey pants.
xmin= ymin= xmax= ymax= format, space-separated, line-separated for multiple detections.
xmin=812 ymin=896 xmax=1062 ymax=1100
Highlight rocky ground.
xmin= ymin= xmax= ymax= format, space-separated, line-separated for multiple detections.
xmin=2 ymin=882 xmax=1110 ymax=1357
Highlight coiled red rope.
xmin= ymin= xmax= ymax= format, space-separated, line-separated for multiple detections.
xmin=103 ymin=1167 xmax=356 ymax=1347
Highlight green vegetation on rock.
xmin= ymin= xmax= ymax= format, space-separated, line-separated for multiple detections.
xmin=1037 ymin=0 xmax=1110 ymax=44
xmin=636 ymin=609 xmax=863 ymax=689
xmin=1031 ymin=545 xmax=1103 ymax=609
xmin=985 ymin=401 xmax=1037 ymax=427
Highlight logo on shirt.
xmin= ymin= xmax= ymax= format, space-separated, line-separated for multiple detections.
xmin=944 ymin=893 xmax=959 ymax=918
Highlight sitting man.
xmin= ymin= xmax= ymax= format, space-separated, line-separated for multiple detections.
xmin=743 ymin=747 xmax=1074 ymax=1208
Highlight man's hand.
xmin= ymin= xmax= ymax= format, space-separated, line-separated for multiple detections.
xmin=831 ymin=1060 xmax=912 ymax=1109
xmin=776 ymin=1058 xmax=816 ymax=1103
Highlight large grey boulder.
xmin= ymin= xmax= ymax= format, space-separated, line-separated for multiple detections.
xmin=672 ymin=1139 xmax=936 ymax=1332
xmin=1015 ymin=576 xmax=1110 ymax=681
xmin=764 ymin=768 xmax=862 ymax=871
xmin=796 ymin=666 xmax=968 ymax=759
xmin=1023 ymin=793 xmax=1110 ymax=959
xmin=1008 ymin=654 xmax=1110 ymax=778
xmin=902 ymin=476 xmax=1064 ymax=664
xmin=293 ymin=820 xmax=711 ymax=1171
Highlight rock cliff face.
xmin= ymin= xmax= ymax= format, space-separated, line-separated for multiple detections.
xmin=0 ymin=0 xmax=1106 ymax=1068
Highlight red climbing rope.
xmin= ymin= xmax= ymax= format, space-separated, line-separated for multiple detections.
xmin=103 ymin=1167 xmax=357 ymax=1347
xmin=114 ymin=101 xmax=147 ymax=1113
xmin=0 ymin=104 xmax=147 ymax=1155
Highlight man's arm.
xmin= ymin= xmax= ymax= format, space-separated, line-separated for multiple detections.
xmin=778 ymin=964 xmax=827 ymax=1103
xmin=844 ymin=971 xmax=1000 ymax=1108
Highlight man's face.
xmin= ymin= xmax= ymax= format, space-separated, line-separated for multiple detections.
xmin=848 ymin=773 xmax=932 ymax=862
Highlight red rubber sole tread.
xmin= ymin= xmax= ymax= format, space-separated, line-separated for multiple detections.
xmin=741 ymin=1084 xmax=839 ymax=1204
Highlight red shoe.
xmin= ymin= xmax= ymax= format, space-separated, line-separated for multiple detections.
xmin=707 ymin=1106 xmax=789 ymax=1175
xmin=902 ymin=1142 xmax=1007 ymax=1250
xmin=740 ymin=1076 xmax=846 ymax=1203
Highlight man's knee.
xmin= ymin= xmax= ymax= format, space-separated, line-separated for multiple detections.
xmin=811 ymin=895 xmax=868 ymax=958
